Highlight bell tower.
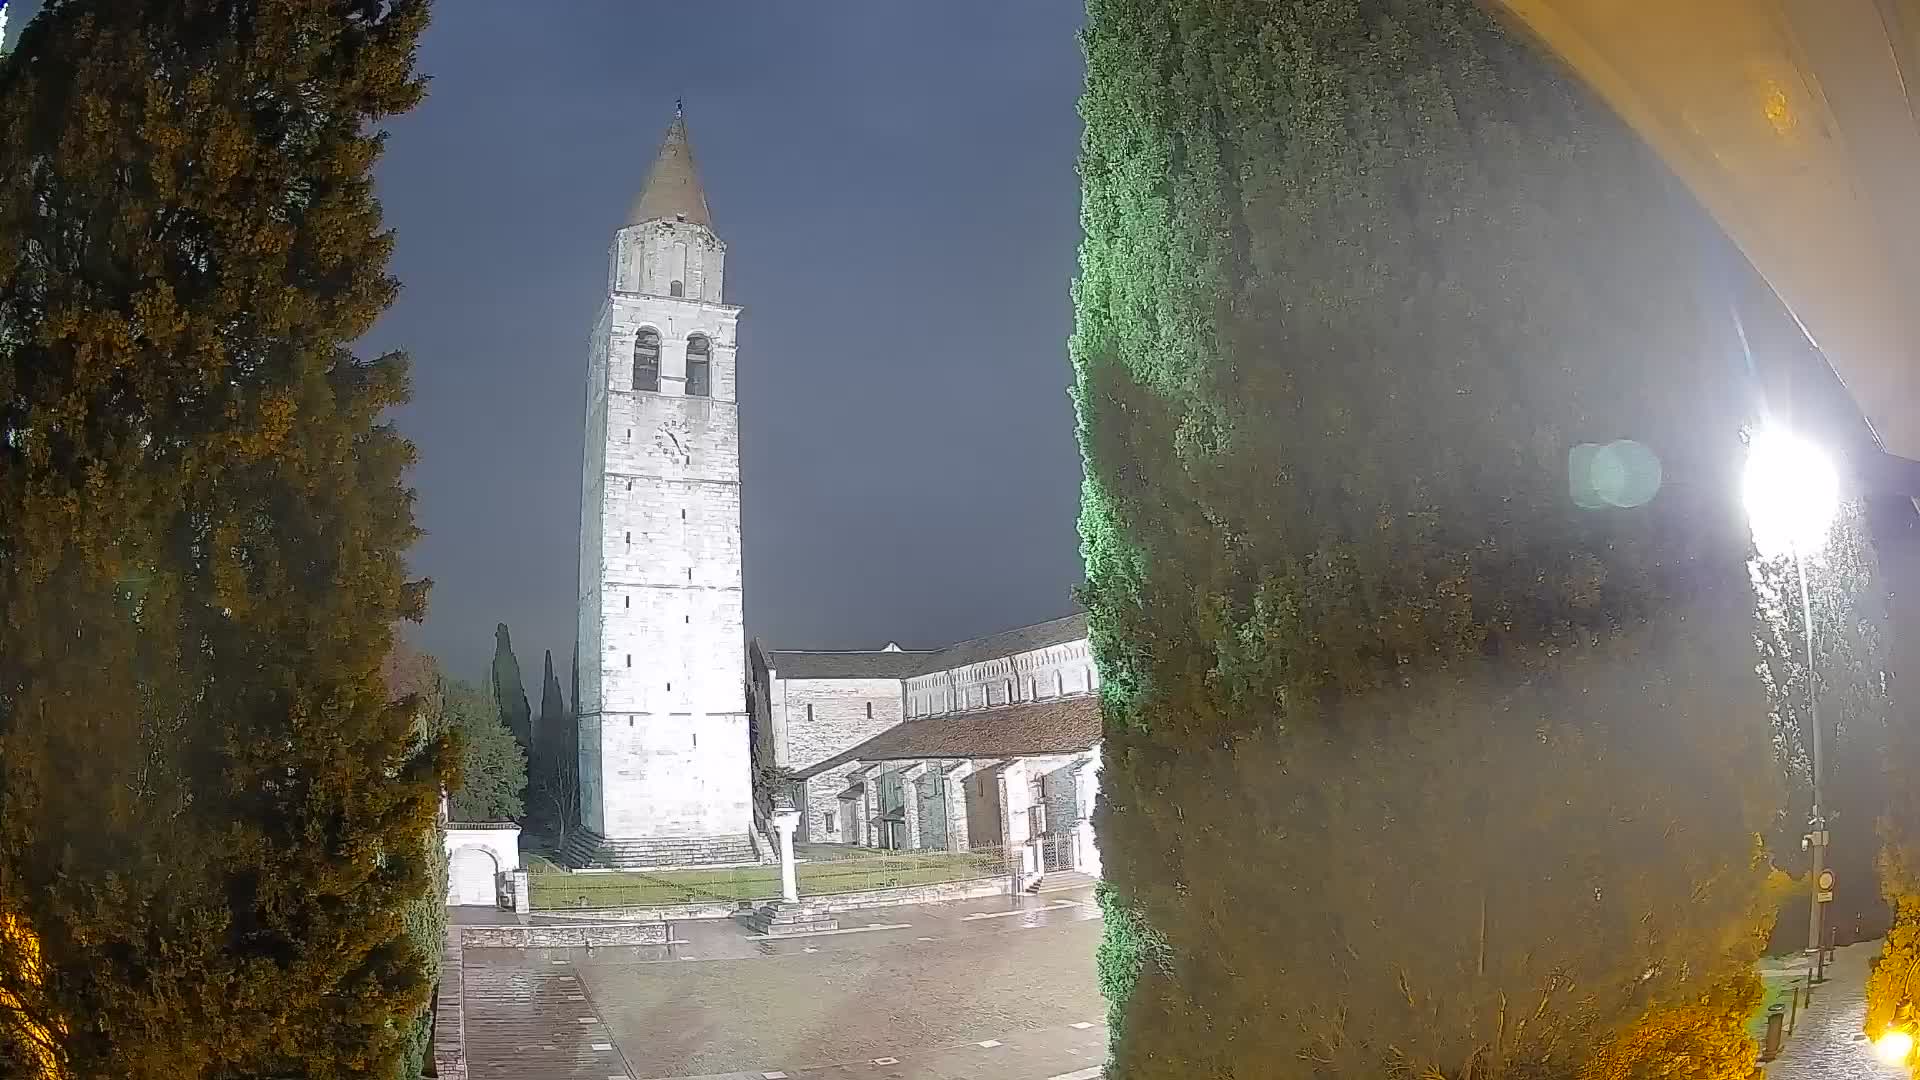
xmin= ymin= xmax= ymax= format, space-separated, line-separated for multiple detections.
xmin=571 ymin=109 xmax=754 ymax=866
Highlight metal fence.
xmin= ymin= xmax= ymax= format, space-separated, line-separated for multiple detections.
xmin=527 ymin=844 xmax=1012 ymax=911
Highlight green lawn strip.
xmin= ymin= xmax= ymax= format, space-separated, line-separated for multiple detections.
xmin=1746 ymin=971 xmax=1802 ymax=1042
xmin=528 ymin=849 xmax=1003 ymax=909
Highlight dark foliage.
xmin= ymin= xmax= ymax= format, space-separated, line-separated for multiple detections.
xmin=1071 ymin=1 xmax=1778 ymax=1075
xmin=0 ymin=0 xmax=445 ymax=1074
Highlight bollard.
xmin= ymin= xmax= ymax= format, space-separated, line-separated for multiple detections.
xmin=1787 ymin=981 xmax=1800 ymax=1038
xmin=1763 ymin=1003 xmax=1786 ymax=1060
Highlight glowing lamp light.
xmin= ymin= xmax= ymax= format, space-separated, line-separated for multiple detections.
xmin=1742 ymin=428 xmax=1839 ymax=560
xmin=1875 ymin=1028 xmax=1914 ymax=1065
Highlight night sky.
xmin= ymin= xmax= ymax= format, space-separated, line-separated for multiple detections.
xmin=8 ymin=2 xmax=1094 ymax=681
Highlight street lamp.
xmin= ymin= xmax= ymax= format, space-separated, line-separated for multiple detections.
xmin=1743 ymin=427 xmax=1840 ymax=983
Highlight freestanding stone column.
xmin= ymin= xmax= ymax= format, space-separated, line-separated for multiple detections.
xmin=772 ymin=808 xmax=801 ymax=903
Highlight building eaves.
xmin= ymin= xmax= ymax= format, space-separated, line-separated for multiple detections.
xmin=796 ymin=695 xmax=1101 ymax=779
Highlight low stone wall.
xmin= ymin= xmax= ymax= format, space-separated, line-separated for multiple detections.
xmin=460 ymin=921 xmax=670 ymax=949
xmin=535 ymin=900 xmax=740 ymax=922
xmin=802 ymin=876 xmax=1010 ymax=912
xmin=538 ymin=876 xmax=1012 ymax=924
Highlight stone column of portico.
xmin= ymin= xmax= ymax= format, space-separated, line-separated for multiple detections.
xmin=942 ymin=762 xmax=974 ymax=853
xmin=772 ymin=807 xmax=801 ymax=903
xmin=998 ymin=760 xmax=1033 ymax=891
xmin=1075 ymin=753 xmax=1102 ymax=876
xmin=860 ymin=775 xmax=878 ymax=848
xmin=901 ymin=763 xmax=928 ymax=850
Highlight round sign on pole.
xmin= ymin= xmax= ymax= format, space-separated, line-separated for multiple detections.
xmin=1819 ymin=869 xmax=1836 ymax=892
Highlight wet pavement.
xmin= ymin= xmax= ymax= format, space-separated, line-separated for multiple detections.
xmin=1765 ymin=942 xmax=1900 ymax=1080
xmin=461 ymin=887 xmax=1106 ymax=1080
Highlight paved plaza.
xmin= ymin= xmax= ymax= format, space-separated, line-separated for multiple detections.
xmin=459 ymin=888 xmax=1107 ymax=1080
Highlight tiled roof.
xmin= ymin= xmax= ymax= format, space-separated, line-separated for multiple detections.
xmin=627 ymin=113 xmax=712 ymax=228
xmin=766 ymin=649 xmax=937 ymax=680
xmin=768 ymin=611 xmax=1089 ymax=682
xmin=795 ymin=694 xmax=1102 ymax=778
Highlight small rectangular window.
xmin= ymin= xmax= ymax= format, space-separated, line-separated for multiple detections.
xmin=624 ymin=596 xmax=630 ymax=609
xmin=806 ymin=704 xmax=814 ymax=722
xmin=823 ymin=810 xmax=836 ymax=833
xmin=625 ymin=654 xmax=631 ymax=667
xmin=866 ymin=701 xmax=873 ymax=719
xmin=681 ymin=509 xmax=687 ymax=520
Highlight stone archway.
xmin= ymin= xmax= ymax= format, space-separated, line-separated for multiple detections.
xmin=448 ymin=845 xmax=501 ymax=907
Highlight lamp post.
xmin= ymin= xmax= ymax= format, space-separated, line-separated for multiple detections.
xmin=1743 ymin=428 xmax=1841 ymax=983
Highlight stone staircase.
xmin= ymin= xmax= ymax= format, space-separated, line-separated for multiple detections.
xmin=559 ymin=828 xmax=760 ymax=870
xmin=734 ymin=900 xmax=840 ymax=936
xmin=1025 ymin=870 xmax=1099 ymax=894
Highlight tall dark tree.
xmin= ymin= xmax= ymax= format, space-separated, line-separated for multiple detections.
xmin=539 ymin=650 xmax=566 ymax=748
xmin=1752 ymin=503 xmax=1894 ymax=950
xmin=0 ymin=2 xmax=445 ymax=1076
xmin=490 ymin=621 xmax=533 ymax=753
xmin=1073 ymin=1 xmax=1777 ymax=1076
xmin=531 ymin=649 xmax=578 ymax=844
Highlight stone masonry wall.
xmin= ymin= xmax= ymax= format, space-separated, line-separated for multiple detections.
xmin=774 ymin=677 xmax=903 ymax=841
xmin=578 ymin=211 xmax=750 ymax=842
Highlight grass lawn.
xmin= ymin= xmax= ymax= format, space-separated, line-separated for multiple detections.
xmin=528 ymin=847 xmax=1008 ymax=910
xmin=1747 ymin=970 xmax=1803 ymax=1043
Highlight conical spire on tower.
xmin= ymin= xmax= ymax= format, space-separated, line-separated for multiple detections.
xmin=626 ymin=106 xmax=712 ymax=228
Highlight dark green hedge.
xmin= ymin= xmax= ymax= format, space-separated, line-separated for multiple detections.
xmin=1071 ymin=1 xmax=1777 ymax=1075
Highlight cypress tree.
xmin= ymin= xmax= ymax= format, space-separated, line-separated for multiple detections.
xmin=491 ymin=621 xmax=533 ymax=753
xmin=1072 ymin=2 xmax=1777 ymax=1076
xmin=532 ymin=649 xmax=578 ymax=840
xmin=0 ymin=1 xmax=446 ymax=1075
xmin=381 ymin=638 xmax=451 ymax=1080
xmin=540 ymin=649 xmax=566 ymax=753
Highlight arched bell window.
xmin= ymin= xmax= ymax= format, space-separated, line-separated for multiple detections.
xmin=686 ymin=335 xmax=712 ymax=398
xmin=634 ymin=329 xmax=660 ymax=392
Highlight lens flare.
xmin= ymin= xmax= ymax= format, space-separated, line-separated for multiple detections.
xmin=1743 ymin=428 xmax=1839 ymax=560
xmin=1874 ymin=1028 xmax=1913 ymax=1065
